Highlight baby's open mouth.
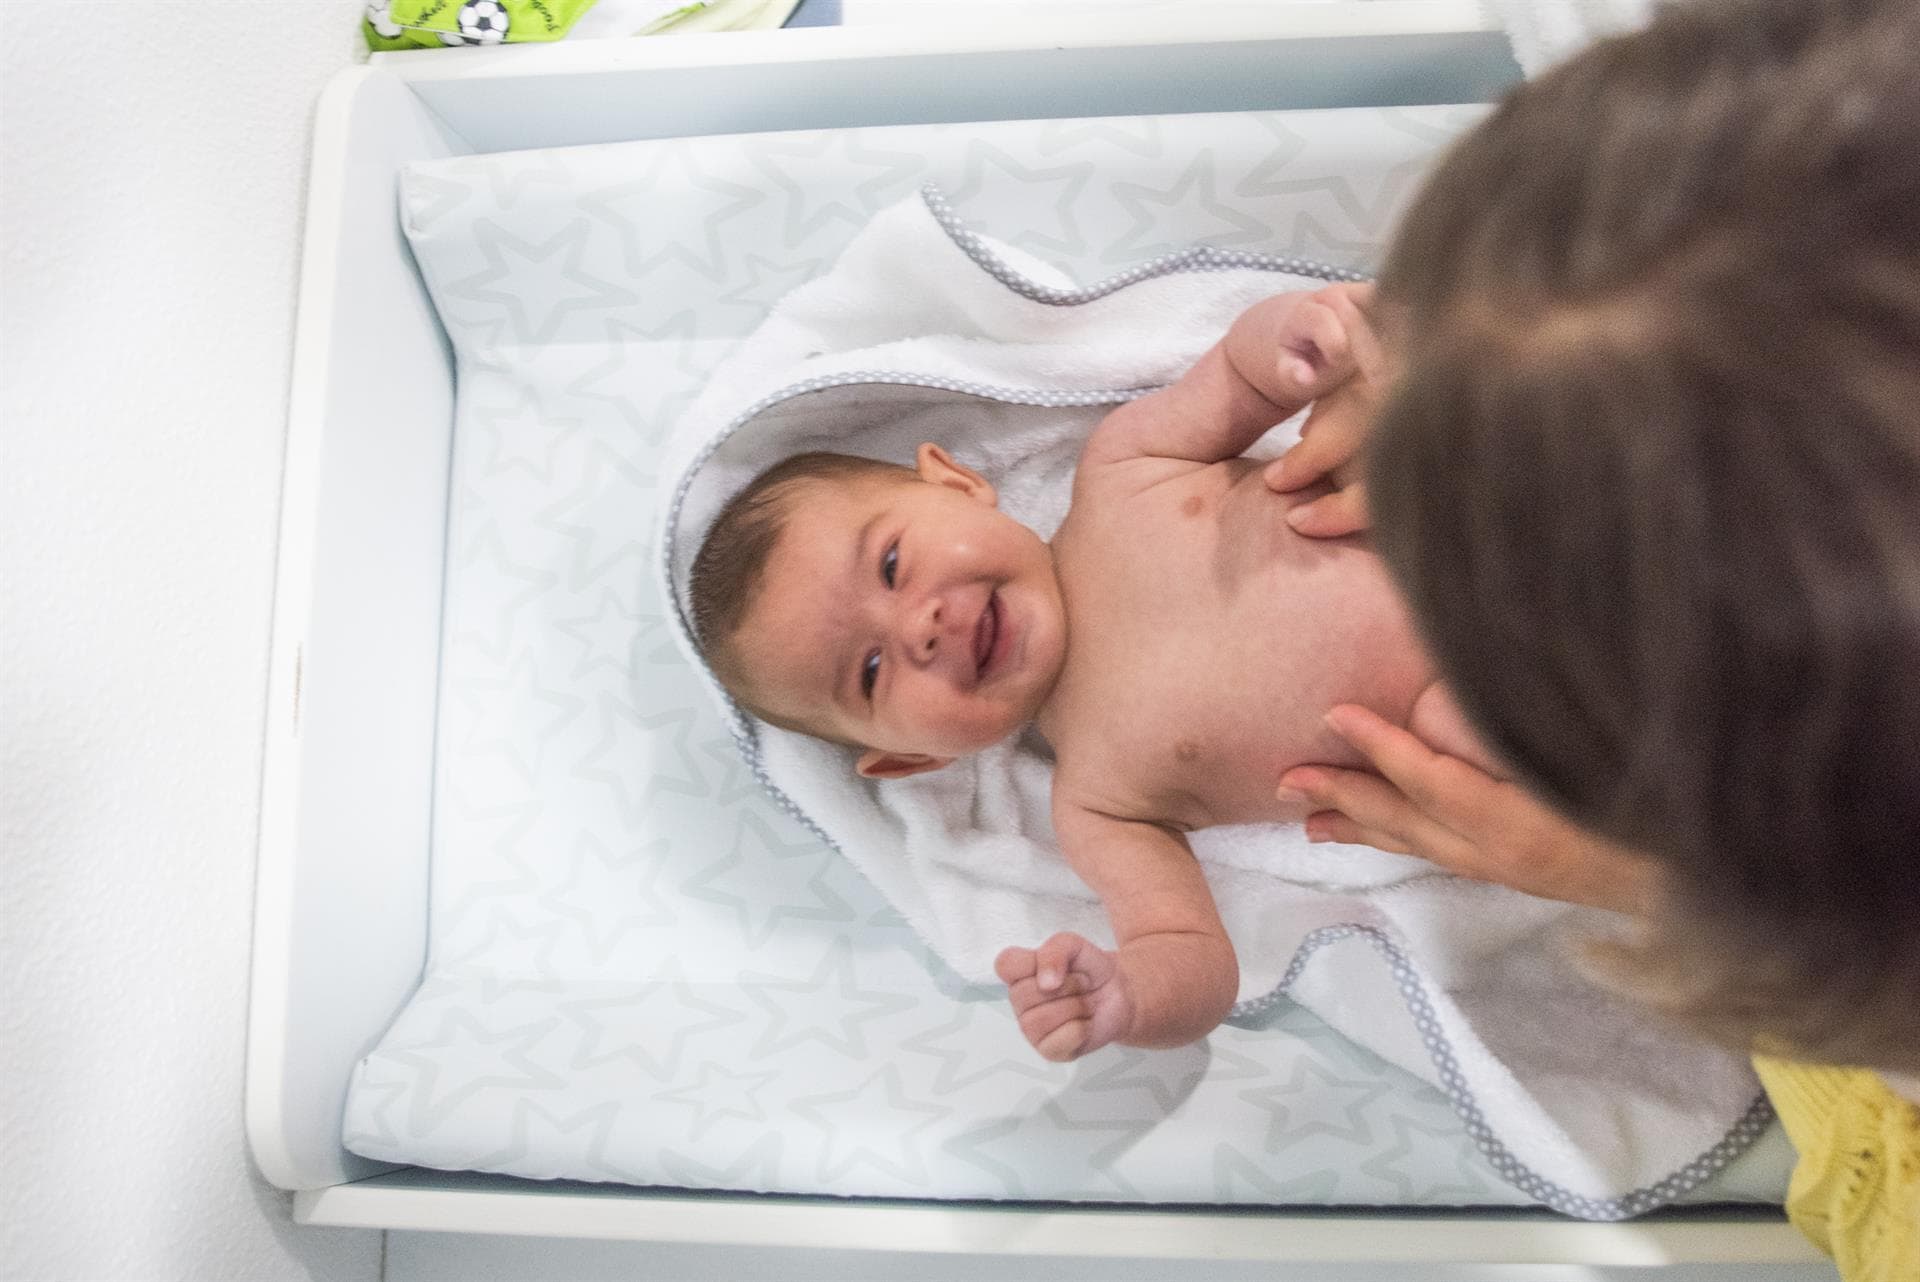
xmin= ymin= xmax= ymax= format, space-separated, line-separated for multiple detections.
xmin=972 ymin=591 xmax=1001 ymax=680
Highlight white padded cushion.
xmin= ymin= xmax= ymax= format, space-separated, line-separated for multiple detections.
xmin=344 ymin=108 xmax=1793 ymax=1208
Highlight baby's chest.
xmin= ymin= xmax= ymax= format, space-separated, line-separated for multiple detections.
xmin=1047 ymin=467 xmax=1435 ymax=826
xmin=1055 ymin=464 xmax=1327 ymax=710
xmin=1046 ymin=517 xmax=1282 ymax=824
xmin=1055 ymin=465 xmax=1264 ymax=627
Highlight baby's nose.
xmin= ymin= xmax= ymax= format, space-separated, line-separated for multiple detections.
xmin=905 ymin=594 xmax=950 ymax=662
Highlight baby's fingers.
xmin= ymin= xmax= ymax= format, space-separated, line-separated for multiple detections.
xmin=1279 ymin=298 xmax=1353 ymax=392
xmin=1033 ymin=931 xmax=1094 ymax=994
xmin=1017 ymin=993 xmax=1093 ymax=1062
xmin=994 ymin=946 xmax=1037 ymax=986
xmin=1036 ymin=1018 xmax=1092 ymax=1062
xmin=1005 ymin=972 xmax=1090 ymax=1013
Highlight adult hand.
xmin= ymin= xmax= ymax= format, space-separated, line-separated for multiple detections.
xmin=1263 ymin=282 xmax=1384 ymax=539
xmin=1277 ymin=704 xmax=1661 ymax=915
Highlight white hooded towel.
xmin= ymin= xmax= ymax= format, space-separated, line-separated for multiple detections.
xmin=656 ymin=187 xmax=1768 ymax=1218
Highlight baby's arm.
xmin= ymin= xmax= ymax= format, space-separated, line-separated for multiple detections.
xmin=1081 ymin=285 xmax=1362 ymax=471
xmin=995 ymin=803 xmax=1238 ymax=1062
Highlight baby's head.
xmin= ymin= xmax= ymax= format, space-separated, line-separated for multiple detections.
xmin=690 ymin=445 xmax=1067 ymax=780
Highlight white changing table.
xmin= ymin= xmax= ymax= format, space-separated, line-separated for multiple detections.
xmin=245 ymin=4 xmax=1825 ymax=1266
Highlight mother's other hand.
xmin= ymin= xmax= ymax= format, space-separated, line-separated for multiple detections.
xmin=1278 ymin=704 xmax=1660 ymax=915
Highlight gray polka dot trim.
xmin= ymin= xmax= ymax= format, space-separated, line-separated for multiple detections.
xmin=919 ymin=184 xmax=1370 ymax=300
xmin=1237 ymin=923 xmax=1775 ymax=1221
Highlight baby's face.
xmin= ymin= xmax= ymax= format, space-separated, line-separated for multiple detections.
xmin=731 ymin=445 xmax=1066 ymax=776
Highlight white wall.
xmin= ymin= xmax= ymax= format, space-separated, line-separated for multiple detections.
xmin=2 ymin=4 xmax=383 ymax=1278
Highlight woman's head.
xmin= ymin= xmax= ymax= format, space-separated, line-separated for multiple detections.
xmin=1370 ymin=0 xmax=1920 ymax=1068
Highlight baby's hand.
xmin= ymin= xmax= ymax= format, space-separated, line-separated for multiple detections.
xmin=1264 ymin=282 xmax=1386 ymax=538
xmin=1268 ymin=284 xmax=1365 ymax=394
xmin=994 ymin=932 xmax=1134 ymax=1063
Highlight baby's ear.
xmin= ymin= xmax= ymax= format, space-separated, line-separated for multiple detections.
xmin=915 ymin=443 xmax=998 ymax=507
xmin=856 ymin=748 xmax=953 ymax=780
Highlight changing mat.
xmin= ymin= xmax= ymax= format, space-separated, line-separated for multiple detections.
xmin=347 ymin=107 xmax=1794 ymax=1214
xmin=657 ymin=201 xmax=1770 ymax=1212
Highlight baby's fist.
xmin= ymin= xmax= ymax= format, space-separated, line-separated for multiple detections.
xmin=994 ymin=931 xmax=1129 ymax=1062
xmin=1272 ymin=286 xmax=1362 ymax=396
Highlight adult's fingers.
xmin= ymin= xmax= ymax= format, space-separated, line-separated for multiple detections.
xmin=1321 ymin=283 xmax=1388 ymax=384
xmin=1279 ymin=763 xmax=1467 ymax=866
xmin=1283 ymin=484 xmax=1369 ymax=537
xmin=1304 ymin=702 xmax=1664 ymax=912
xmin=1302 ymin=810 xmax=1412 ymax=854
xmin=1266 ymin=402 xmax=1365 ymax=492
xmin=1322 ymin=704 xmax=1507 ymax=832
xmin=1330 ymin=280 xmax=1377 ymax=312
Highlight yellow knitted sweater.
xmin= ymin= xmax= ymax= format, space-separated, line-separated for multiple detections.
xmin=1752 ymin=1056 xmax=1919 ymax=1281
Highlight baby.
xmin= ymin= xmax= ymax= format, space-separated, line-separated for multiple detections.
xmin=690 ymin=286 xmax=1485 ymax=1061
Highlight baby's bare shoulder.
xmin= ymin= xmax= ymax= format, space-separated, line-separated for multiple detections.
xmin=1049 ymin=758 xmax=1137 ymax=825
xmin=1061 ymin=456 xmax=1213 ymax=556
xmin=1072 ymin=428 xmax=1207 ymax=503
xmin=1047 ymin=729 xmax=1204 ymax=835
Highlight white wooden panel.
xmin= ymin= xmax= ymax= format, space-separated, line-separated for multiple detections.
xmin=384 ymin=3 xmax=1520 ymax=154
xmin=251 ymin=17 xmax=1812 ymax=1271
xmin=299 ymin=1171 xmax=1825 ymax=1266
xmin=384 ymin=1230 xmax=1842 ymax=1282
xmin=246 ymin=66 xmax=470 ymax=1192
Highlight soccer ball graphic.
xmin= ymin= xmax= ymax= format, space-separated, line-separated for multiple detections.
xmin=456 ymin=0 xmax=511 ymax=44
xmin=365 ymin=2 xmax=402 ymax=38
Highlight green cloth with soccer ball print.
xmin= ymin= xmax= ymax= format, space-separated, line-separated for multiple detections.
xmin=363 ymin=0 xmax=596 ymax=50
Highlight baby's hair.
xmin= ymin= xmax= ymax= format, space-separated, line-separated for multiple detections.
xmin=689 ymin=450 xmax=914 ymax=728
xmin=1370 ymin=0 xmax=1920 ymax=1068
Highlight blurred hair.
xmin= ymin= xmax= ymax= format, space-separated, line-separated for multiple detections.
xmin=1370 ymin=0 xmax=1920 ymax=1068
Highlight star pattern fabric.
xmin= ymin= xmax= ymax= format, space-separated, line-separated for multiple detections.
xmin=344 ymin=107 xmax=1787 ymax=1210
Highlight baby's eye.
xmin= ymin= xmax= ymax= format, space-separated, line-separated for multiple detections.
xmin=882 ymin=542 xmax=898 ymax=588
xmin=861 ymin=650 xmax=881 ymax=700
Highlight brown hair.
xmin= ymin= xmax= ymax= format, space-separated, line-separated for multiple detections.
xmin=688 ymin=451 xmax=913 ymax=731
xmin=1370 ymin=0 xmax=1920 ymax=1068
